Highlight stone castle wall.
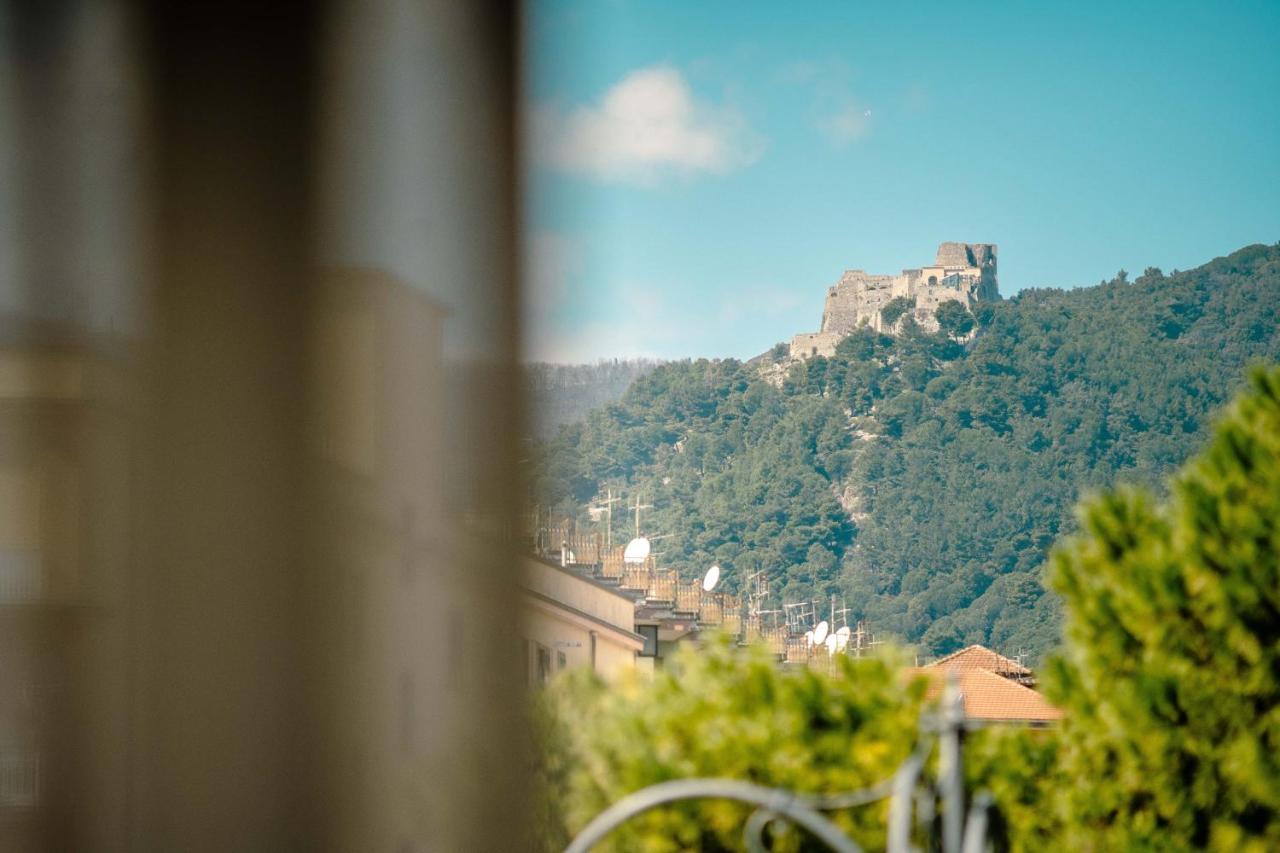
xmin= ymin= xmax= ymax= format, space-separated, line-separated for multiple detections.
xmin=819 ymin=272 xmax=899 ymax=335
xmin=790 ymin=242 xmax=998 ymax=359
xmin=791 ymin=331 xmax=843 ymax=359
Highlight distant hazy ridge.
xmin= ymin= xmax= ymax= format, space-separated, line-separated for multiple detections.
xmin=526 ymin=360 xmax=660 ymax=439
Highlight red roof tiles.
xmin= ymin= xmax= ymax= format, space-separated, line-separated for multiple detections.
xmin=914 ymin=668 xmax=1063 ymax=723
xmin=913 ymin=644 xmax=1062 ymax=724
xmin=927 ymin=645 xmax=1032 ymax=679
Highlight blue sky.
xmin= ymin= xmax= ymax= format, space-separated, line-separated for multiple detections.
xmin=523 ymin=1 xmax=1280 ymax=362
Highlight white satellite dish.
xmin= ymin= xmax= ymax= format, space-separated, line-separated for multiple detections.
xmin=825 ymin=634 xmax=839 ymax=654
xmin=701 ymin=565 xmax=721 ymax=592
xmin=623 ymin=537 xmax=651 ymax=564
xmin=804 ymin=630 xmax=815 ymax=647
xmin=812 ymin=620 xmax=830 ymax=645
xmin=835 ymin=625 xmax=852 ymax=651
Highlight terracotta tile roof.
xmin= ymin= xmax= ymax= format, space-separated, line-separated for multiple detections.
xmin=912 ymin=667 xmax=1064 ymax=724
xmin=926 ymin=644 xmax=1032 ymax=679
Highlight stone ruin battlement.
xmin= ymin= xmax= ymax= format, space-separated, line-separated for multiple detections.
xmin=790 ymin=242 xmax=998 ymax=360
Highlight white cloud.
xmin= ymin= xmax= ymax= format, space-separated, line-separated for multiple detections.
xmin=819 ymin=103 xmax=872 ymax=145
xmin=531 ymin=65 xmax=762 ymax=184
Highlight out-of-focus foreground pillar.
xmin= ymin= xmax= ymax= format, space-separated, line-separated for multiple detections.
xmin=0 ymin=0 xmax=526 ymax=850
xmin=310 ymin=0 xmax=527 ymax=848
xmin=134 ymin=2 xmax=318 ymax=850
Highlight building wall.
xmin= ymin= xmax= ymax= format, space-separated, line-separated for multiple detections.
xmin=520 ymin=557 xmax=643 ymax=682
xmin=523 ymin=558 xmax=635 ymax=630
xmin=521 ymin=597 xmax=640 ymax=682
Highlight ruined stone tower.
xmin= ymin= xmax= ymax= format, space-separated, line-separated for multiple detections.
xmin=790 ymin=242 xmax=998 ymax=359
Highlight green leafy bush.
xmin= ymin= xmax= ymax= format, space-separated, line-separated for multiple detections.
xmin=537 ymin=635 xmax=925 ymax=852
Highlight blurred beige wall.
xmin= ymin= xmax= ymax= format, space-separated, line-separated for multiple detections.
xmin=0 ymin=1 xmax=525 ymax=851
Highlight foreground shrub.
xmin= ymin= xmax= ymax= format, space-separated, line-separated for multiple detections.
xmin=1040 ymin=366 xmax=1280 ymax=850
xmin=973 ymin=366 xmax=1280 ymax=851
xmin=537 ymin=636 xmax=924 ymax=851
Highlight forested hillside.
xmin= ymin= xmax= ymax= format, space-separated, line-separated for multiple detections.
xmin=530 ymin=244 xmax=1280 ymax=657
xmin=525 ymin=359 xmax=659 ymax=438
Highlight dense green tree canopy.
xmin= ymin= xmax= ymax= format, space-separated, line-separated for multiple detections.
xmin=525 ymin=359 xmax=659 ymax=439
xmin=530 ymin=244 xmax=1280 ymax=656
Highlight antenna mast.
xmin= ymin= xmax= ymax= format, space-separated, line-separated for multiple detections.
xmin=593 ymin=486 xmax=620 ymax=548
xmin=832 ymin=597 xmax=851 ymax=628
xmin=850 ymin=620 xmax=883 ymax=658
xmin=632 ymin=492 xmax=653 ymax=539
xmin=746 ymin=568 xmax=772 ymax=635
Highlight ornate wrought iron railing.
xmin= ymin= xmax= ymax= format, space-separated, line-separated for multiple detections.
xmin=565 ymin=680 xmax=996 ymax=853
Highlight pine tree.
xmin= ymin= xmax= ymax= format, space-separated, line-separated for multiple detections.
xmin=1041 ymin=365 xmax=1280 ymax=850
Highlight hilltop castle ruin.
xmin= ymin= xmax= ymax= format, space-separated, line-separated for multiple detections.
xmin=790 ymin=242 xmax=999 ymax=359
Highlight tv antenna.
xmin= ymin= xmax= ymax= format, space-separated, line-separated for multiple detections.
xmin=746 ymin=569 xmax=773 ymax=638
xmin=849 ymin=621 xmax=883 ymax=658
xmin=590 ymin=486 xmax=621 ymax=547
xmin=757 ymin=608 xmax=783 ymax=634
xmin=830 ymin=595 xmax=851 ymax=629
xmin=784 ymin=601 xmax=816 ymax=634
xmin=631 ymin=492 xmax=652 ymax=539
xmin=746 ymin=569 xmax=770 ymax=614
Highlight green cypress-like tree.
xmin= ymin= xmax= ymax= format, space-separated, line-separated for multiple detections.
xmin=1037 ymin=365 xmax=1280 ymax=850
